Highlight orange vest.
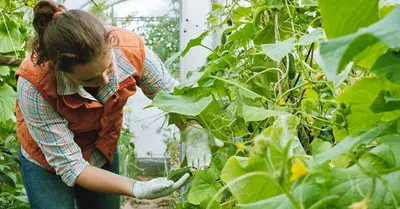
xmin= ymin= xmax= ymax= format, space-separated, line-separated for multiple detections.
xmin=15 ymin=26 xmax=145 ymax=172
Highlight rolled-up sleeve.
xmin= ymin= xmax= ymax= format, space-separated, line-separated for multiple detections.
xmin=138 ymin=46 xmax=179 ymax=99
xmin=17 ymin=77 xmax=89 ymax=187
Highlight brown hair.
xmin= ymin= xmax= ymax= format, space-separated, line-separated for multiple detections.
xmin=31 ymin=0 xmax=112 ymax=73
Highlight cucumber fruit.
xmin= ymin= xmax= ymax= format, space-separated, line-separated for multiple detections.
xmin=168 ymin=167 xmax=191 ymax=182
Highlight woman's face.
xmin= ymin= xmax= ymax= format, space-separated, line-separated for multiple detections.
xmin=66 ymin=48 xmax=114 ymax=88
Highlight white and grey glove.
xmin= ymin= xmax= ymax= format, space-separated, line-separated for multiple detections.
xmin=132 ymin=173 xmax=190 ymax=199
xmin=181 ymin=124 xmax=224 ymax=170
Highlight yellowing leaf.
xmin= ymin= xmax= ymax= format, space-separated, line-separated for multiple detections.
xmin=290 ymin=157 xmax=309 ymax=181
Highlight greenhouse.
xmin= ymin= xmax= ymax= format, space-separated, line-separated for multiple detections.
xmin=0 ymin=0 xmax=400 ymax=208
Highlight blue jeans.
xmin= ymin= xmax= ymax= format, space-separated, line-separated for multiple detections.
xmin=19 ymin=151 xmax=120 ymax=209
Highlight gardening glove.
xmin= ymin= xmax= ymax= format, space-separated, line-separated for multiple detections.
xmin=181 ymin=123 xmax=224 ymax=170
xmin=132 ymin=173 xmax=190 ymax=199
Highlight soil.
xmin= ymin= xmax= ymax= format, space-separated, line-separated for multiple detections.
xmin=122 ymin=197 xmax=170 ymax=209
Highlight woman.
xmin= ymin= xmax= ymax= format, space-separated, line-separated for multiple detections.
xmin=16 ymin=1 xmax=221 ymax=208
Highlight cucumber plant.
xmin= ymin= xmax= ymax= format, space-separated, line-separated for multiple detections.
xmin=149 ymin=0 xmax=400 ymax=208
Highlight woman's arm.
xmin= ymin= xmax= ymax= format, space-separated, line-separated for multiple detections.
xmin=76 ymin=165 xmax=134 ymax=196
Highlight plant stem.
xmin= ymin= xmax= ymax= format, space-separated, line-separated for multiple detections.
xmin=281 ymin=185 xmax=302 ymax=209
xmin=245 ymin=67 xmax=280 ymax=84
xmin=209 ymin=75 xmax=269 ymax=101
xmin=274 ymin=10 xmax=283 ymax=97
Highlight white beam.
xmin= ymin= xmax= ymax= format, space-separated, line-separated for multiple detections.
xmin=179 ymin=0 xmax=215 ymax=82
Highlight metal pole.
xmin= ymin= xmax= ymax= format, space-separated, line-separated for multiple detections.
xmin=78 ymin=0 xmax=92 ymax=9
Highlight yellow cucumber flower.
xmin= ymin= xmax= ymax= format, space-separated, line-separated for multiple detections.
xmin=279 ymin=98 xmax=286 ymax=105
xmin=235 ymin=142 xmax=246 ymax=153
xmin=307 ymin=115 xmax=314 ymax=124
xmin=290 ymin=157 xmax=309 ymax=181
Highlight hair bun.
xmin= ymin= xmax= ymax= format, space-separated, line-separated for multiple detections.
xmin=33 ymin=0 xmax=65 ymax=34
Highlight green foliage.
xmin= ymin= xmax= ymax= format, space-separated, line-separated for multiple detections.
xmin=318 ymin=0 xmax=380 ymax=39
xmin=187 ymin=170 xmax=222 ymax=205
xmin=319 ymin=6 xmax=400 ymax=80
xmin=0 ymin=1 xmax=36 ymax=208
xmin=136 ymin=9 xmax=180 ymax=79
xmin=88 ymin=0 xmax=111 ymax=23
xmin=148 ymin=0 xmax=400 ymax=208
xmin=0 ymin=84 xmax=16 ymax=123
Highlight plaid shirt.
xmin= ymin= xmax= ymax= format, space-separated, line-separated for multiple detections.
xmin=17 ymin=46 xmax=177 ymax=186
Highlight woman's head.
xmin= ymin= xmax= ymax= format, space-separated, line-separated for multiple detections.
xmin=32 ymin=0 xmax=114 ymax=87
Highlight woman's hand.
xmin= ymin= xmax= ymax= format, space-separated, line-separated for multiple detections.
xmin=181 ymin=124 xmax=224 ymax=170
xmin=132 ymin=173 xmax=190 ymax=199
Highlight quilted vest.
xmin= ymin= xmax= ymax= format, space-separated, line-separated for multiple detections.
xmin=15 ymin=26 xmax=145 ymax=171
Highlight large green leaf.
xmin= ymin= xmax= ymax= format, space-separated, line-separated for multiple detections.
xmin=237 ymin=194 xmax=293 ymax=209
xmin=325 ymin=169 xmax=400 ymax=209
xmin=300 ymin=0 xmax=317 ymax=6
xmin=233 ymin=6 xmax=252 ymax=21
xmin=333 ymin=62 xmax=352 ymax=89
xmin=297 ymin=28 xmax=325 ymax=46
xmin=0 ymin=17 xmax=23 ymax=53
xmin=261 ymin=114 xmax=305 ymax=157
xmin=181 ymin=32 xmax=208 ymax=57
xmin=311 ymin=138 xmax=332 ymax=156
xmin=228 ymin=23 xmax=255 ymax=42
xmin=318 ymin=0 xmax=379 ymax=39
xmin=370 ymin=91 xmax=400 ymax=113
xmin=199 ymin=198 xmax=221 ymax=209
xmin=335 ymin=78 xmax=400 ymax=136
xmin=319 ymin=7 xmax=400 ymax=80
xmin=380 ymin=5 xmax=397 ymax=18
xmin=253 ymin=25 xmax=275 ymax=45
xmin=380 ymin=134 xmax=400 ymax=166
xmin=262 ymin=38 xmax=295 ymax=61
xmin=261 ymin=29 xmax=324 ymax=62
xmin=264 ymin=0 xmax=284 ymax=8
xmin=314 ymin=122 xmax=390 ymax=163
xmin=148 ymin=90 xmax=213 ymax=116
xmin=187 ymin=170 xmax=222 ymax=205
xmin=220 ymin=156 xmax=279 ymax=204
xmin=241 ymin=104 xmax=289 ymax=122
xmin=0 ymin=84 xmax=17 ymax=123
xmin=237 ymin=183 xmax=333 ymax=209
xmin=353 ymin=42 xmax=388 ymax=68
xmin=0 ymin=66 xmax=10 ymax=76
xmin=371 ymin=50 xmax=400 ymax=84
xmin=359 ymin=143 xmax=396 ymax=169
